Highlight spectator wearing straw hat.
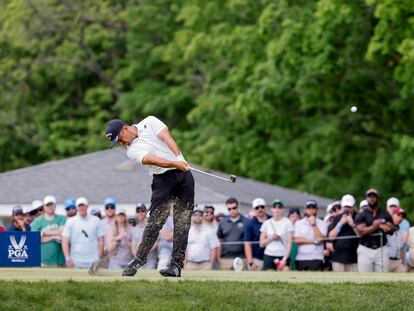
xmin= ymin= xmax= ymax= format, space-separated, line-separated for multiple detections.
xmin=328 ymin=194 xmax=359 ymax=272
xmin=355 ymin=188 xmax=395 ymax=272
xmin=244 ymin=198 xmax=270 ymax=271
xmin=293 ymin=200 xmax=327 ymax=271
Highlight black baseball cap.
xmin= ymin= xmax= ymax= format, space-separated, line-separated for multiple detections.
xmin=288 ymin=208 xmax=301 ymax=217
xmin=192 ymin=210 xmax=203 ymax=216
xmin=204 ymin=205 xmax=215 ymax=211
xmin=136 ymin=203 xmax=147 ymax=212
xmin=106 ymin=119 xmax=126 ymax=147
xmin=12 ymin=205 xmax=24 ymax=216
xmin=305 ymin=200 xmax=318 ymax=208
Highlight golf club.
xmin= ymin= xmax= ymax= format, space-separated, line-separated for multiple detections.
xmin=189 ymin=166 xmax=237 ymax=183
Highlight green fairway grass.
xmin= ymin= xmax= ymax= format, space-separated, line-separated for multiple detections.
xmin=1 ymin=279 xmax=413 ymax=311
xmin=1 ymin=269 xmax=414 ymax=310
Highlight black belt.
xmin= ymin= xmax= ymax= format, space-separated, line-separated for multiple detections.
xmin=156 ymin=169 xmax=181 ymax=176
xmin=389 ymin=257 xmax=400 ymax=260
xmin=360 ymin=242 xmax=382 ymax=249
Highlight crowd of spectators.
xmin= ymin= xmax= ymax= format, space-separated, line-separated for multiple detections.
xmin=2 ymin=187 xmax=414 ymax=273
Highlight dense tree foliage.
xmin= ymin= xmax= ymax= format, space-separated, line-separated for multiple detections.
xmin=1 ymin=0 xmax=414 ymax=214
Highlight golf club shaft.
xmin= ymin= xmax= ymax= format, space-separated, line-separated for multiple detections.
xmin=189 ymin=166 xmax=231 ymax=182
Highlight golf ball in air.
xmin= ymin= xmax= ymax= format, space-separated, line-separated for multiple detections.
xmin=351 ymin=106 xmax=357 ymax=112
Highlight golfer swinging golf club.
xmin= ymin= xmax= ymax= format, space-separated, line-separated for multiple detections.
xmin=105 ymin=116 xmax=194 ymax=277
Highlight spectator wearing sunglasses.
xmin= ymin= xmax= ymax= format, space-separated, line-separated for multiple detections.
xmin=203 ymin=205 xmax=218 ymax=233
xmin=217 ymin=197 xmax=247 ymax=270
xmin=64 ymin=198 xmax=77 ymax=218
xmin=294 ymin=200 xmax=328 ymax=271
xmin=24 ymin=200 xmax=44 ymax=227
xmin=101 ymin=198 xmax=116 ymax=242
xmin=244 ymin=198 xmax=270 ymax=271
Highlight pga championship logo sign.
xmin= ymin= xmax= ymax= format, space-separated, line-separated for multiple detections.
xmin=0 ymin=232 xmax=40 ymax=267
xmin=8 ymin=235 xmax=29 ymax=262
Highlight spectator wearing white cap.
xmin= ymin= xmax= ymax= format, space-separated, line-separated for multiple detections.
xmin=185 ymin=210 xmax=220 ymax=270
xmin=62 ymin=197 xmax=105 ymax=269
xmin=31 ymin=195 xmax=66 ymax=266
xmin=131 ymin=203 xmax=158 ymax=269
xmin=355 ymin=188 xmax=395 ymax=272
xmin=24 ymin=200 xmax=44 ymax=227
xmin=386 ymin=197 xmax=410 ymax=244
xmin=359 ymin=200 xmax=368 ymax=213
xmin=244 ymin=198 xmax=270 ymax=271
xmin=324 ymin=201 xmax=340 ymax=223
xmin=328 ymin=194 xmax=359 ymax=272
xmin=260 ymin=199 xmax=293 ymax=271
xmin=387 ymin=208 xmax=407 ymax=272
xmin=293 ymin=200 xmax=327 ymax=271
xmin=107 ymin=209 xmax=133 ymax=269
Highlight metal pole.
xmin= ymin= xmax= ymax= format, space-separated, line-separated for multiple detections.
xmin=380 ymin=231 xmax=383 ymax=272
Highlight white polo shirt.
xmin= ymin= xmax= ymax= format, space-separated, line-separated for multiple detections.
xmin=186 ymin=224 xmax=220 ymax=262
xmin=294 ymin=217 xmax=328 ymax=261
xmin=260 ymin=217 xmax=294 ymax=257
xmin=62 ymin=214 xmax=105 ymax=264
xmin=126 ymin=116 xmax=185 ymax=175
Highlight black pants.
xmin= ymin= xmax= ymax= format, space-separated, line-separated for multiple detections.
xmin=295 ymin=260 xmax=324 ymax=271
xmin=135 ymin=169 xmax=194 ymax=268
xmin=263 ymin=255 xmax=290 ymax=270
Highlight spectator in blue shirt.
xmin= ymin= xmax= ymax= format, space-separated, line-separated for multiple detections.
xmin=244 ymin=198 xmax=270 ymax=270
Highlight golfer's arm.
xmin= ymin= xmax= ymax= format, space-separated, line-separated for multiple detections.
xmin=157 ymin=127 xmax=181 ymax=157
xmin=142 ymin=153 xmax=180 ymax=168
xmin=62 ymin=236 xmax=70 ymax=258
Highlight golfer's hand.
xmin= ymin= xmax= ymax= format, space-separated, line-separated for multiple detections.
xmin=175 ymin=161 xmax=189 ymax=171
xmin=340 ymin=214 xmax=347 ymax=225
